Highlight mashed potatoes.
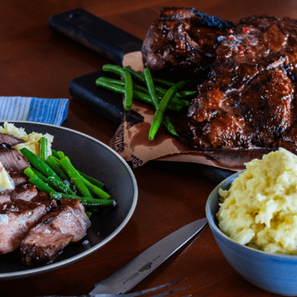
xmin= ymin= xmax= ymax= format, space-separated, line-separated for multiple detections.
xmin=0 ymin=122 xmax=53 ymax=155
xmin=217 ymin=147 xmax=297 ymax=254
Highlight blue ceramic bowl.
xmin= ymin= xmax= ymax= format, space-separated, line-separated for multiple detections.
xmin=206 ymin=171 xmax=297 ymax=296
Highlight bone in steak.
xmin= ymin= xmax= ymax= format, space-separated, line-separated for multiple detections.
xmin=143 ymin=8 xmax=297 ymax=152
xmin=20 ymin=199 xmax=91 ymax=266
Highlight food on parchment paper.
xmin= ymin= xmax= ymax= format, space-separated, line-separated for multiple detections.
xmin=217 ymin=148 xmax=297 ymax=255
xmin=142 ymin=8 xmax=297 ymax=153
xmin=96 ymin=64 xmax=197 ymax=140
xmin=0 ymin=123 xmax=114 ymax=266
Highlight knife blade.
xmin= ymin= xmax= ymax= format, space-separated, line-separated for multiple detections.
xmin=89 ymin=217 xmax=207 ymax=295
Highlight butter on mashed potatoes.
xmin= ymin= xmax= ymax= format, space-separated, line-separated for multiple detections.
xmin=217 ymin=147 xmax=297 ymax=255
xmin=0 ymin=122 xmax=53 ymax=155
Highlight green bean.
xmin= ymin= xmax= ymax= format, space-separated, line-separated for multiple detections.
xmin=30 ymin=167 xmax=47 ymax=182
xmin=39 ymin=137 xmax=49 ymax=161
xmin=46 ymin=176 xmax=75 ymax=195
xmin=149 ymin=81 xmax=186 ymax=140
xmin=177 ymin=90 xmax=197 ymax=97
xmin=46 ymin=155 xmax=71 ymax=183
xmin=26 ymin=173 xmax=56 ymax=196
xmin=124 ymin=66 xmax=145 ymax=82
xmin=102 ymin=64 xmax=133 ymax=110
xmin=153 ymin=78 xmax=190 ymax=87
xmin=20 ymin=148 xmax=61 ymax=180
xmin=52 ymin=149 xmax=61 ymax=160
xmin=24 ymin=167 xmax=48 ymax=183
xmin=59 ymin=156 xmax=93 ymax=199
xmin=24 ymin=167 xmax=37 ymax=179
xmin=58 ymin=156 xmax=109 ymax=199
xmin=143 ymin=68 xmax=178 ymax=137
xmin=99 ymin=76 xmax=149 ymax=93
xmin=78 ymin=171 xmax=104 ymax=188
xmin=51 ymin=193 xmax=116 ymax=207
xmin=99 ymin=76 xmax=192 ymax=107
xmin=96 ymin=79 xmax=183 ymax=112
xmin=125 ymin=66 xmax=196 ymax=97
xmin=79 ymin=173 xmax=110 ymax=199
xmin=143 ymin=68 xmax=160 ymax=108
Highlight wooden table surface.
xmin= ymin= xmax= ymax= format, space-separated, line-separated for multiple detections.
xmin=1 ymin=1 xmax=297 ymax=296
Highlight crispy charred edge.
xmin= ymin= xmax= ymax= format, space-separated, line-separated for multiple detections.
xmin=160 ymin=6 xmax=236 ymax=30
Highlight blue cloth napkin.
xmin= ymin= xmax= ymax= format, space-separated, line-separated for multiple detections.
xmin=0 ymin=97 xmax=69 ymax=126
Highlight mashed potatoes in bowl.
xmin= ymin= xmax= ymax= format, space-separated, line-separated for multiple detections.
xmin=205 ymin=148 xmax=297 ymax=295
xmin=216 ymin=147 xmax=297 ymax=255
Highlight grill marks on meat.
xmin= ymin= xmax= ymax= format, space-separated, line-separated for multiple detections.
xmin=185 ymin=15 xmax=297 ymax=150
xmin=143 ymin=8 xmax=297 ymax=151
xmin=20 ymin=199 xmax=91 ymax=266
xmin=142 ymin=7 xmax=236 ymax=83
xmin=0 ymin=192 xmax=55 ymax=254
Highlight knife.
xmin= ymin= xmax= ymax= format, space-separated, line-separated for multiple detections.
xmin=88 ymin=217 xmax=207 ymax=295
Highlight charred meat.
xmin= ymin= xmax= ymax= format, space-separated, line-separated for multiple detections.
xmin=142 ymin=7 xmax=236 ymax=83
xmin=143 ymin=8 xmax=297 ymax=152
xmin=187 ymin=15 xmax=297 ymax=150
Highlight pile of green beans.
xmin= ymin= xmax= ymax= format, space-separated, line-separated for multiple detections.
xmin=96 ymin=65 xmax=197 ymax=140
xmin=22 ymin=138 xmax=115 ymax=217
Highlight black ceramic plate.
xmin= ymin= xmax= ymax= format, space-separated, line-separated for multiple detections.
xmin=0 ymin=121 xmax=138 ymax=280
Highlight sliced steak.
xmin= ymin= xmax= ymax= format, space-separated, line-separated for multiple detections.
xmin=0 ymin=193 xmax=11 ymax=204
xmin=10 ymin=183 xmax=39 ymax=202
xmin=0 ymin=146 xmax=29 ymax=172
xmin=142 ymin=6 xmax=236 ymax=83
xmin=0 ymin=192 xmax=55 ymax=254
xmin=0 ymin=132 xmax=24 ymax=147
xmin=20 ymin=199 xmax=91 ymax=266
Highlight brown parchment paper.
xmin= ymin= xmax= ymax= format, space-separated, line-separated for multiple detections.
xmin=109 ymin=51 xmax=269 ymax=170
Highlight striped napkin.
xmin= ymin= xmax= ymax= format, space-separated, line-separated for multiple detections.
xmin=0 ymin=97 xmax=69 ymax=125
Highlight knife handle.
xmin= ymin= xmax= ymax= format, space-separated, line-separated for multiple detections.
xmin=48 ymin=8 xmax=143 ymax=65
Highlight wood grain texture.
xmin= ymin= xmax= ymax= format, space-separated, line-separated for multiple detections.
xmin=0 ymin=1 xmax=292 ymax=296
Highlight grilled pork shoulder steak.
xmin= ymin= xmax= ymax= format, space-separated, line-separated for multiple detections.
xmin=142 ymin=7 xmax=236 ymax=83
xmin=20 ymin=199 xmax=91 ymax=266
xmin=143 ymin=8 xmax=297 ymax=152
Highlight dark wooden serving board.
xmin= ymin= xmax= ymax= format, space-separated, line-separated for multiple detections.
xmin=49 ymin=8 xmax=235 ymax=182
